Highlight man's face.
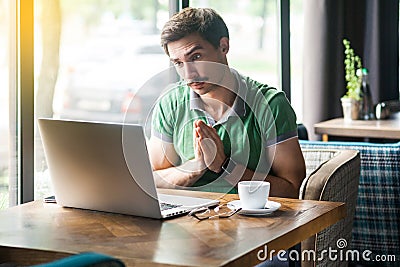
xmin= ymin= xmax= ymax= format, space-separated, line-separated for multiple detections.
xmin=167 ymin=32 xmax=229 ymax=95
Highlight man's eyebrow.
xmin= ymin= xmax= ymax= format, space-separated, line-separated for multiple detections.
xmin=170 ymin=45 xmax=203 ymax=62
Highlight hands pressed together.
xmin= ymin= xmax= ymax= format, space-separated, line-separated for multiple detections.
xmin=192 ymin=120 xmax=227 ymax=174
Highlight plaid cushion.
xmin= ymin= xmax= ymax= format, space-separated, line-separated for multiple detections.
xmin=300 ymin=140 xmax=400 ymax=266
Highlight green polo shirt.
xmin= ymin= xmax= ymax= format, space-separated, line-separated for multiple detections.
xmin=151 ymin=69 xmax=297 ymax=193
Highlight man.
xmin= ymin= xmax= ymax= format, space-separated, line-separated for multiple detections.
xmin=148 ymin=7 xmax=305 ymax=198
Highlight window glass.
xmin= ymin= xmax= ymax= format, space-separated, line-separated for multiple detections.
xmin=190 ymin=0 xmax=279 ymax=87
xmin=34 ymin=0 xmax=170 ymax=199
xmin=290 ymin=0 xmax=304 ymax=122
xmin=0 ymin=0 xmax=15 ymax=209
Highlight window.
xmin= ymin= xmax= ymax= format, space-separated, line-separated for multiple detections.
xmin=0 ymin=0 xmax=17 ymax=210
xmin=290 ymin=0 xmax=304 ymax=122
xmin=0 ymin=0 xmax=9 ymax=209
xmin=34 ymin=0 xmax=170 ymax=199
xmin=7 ymin=0 xmax=299 ymax=206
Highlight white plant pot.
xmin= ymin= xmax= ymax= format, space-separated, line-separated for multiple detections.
xmin=341 ymin=98 xmax=361 ymax=121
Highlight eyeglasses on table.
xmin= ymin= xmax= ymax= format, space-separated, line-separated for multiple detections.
xmin=188 ymin=203 xmax=242 ymax=221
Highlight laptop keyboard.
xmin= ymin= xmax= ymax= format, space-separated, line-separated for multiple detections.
xmin=160 ymin=202 xmax=182 ymax=211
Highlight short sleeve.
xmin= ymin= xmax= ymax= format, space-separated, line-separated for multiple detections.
xmin=256 ymin=90 xmax=297 ymax=147
xmin=151 ymin=95 xmax=175 ymax=143
xmin=266 ymin=92 xmax=298 ymax=145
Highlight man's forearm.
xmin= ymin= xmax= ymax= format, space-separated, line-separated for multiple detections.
xmin=153 ymin=160 xmax=205 ymax=188
xmin=264 ymin=174 xmax=300 ymax=198
xmin=154 ymin=161 xmax=301 ymax=198
xmin=224 ymin=163 xmax=300 ymax=198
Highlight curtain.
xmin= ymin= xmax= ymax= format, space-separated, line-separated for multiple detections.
xmin=302 ymin=0 xmax=399 ymax=140
xmin=365 ymin=0 xmax=399 ymax=102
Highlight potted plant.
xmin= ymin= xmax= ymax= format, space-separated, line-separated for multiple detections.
xmin=341 ymin=38 xmax=363 ymax=121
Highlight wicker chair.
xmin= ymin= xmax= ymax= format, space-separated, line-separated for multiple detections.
xmin=300 ymin=140 xmax=400 ymax=267
xmin=300 ymin=148 xmax=360 ymax=267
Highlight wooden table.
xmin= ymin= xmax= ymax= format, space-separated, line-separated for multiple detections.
xmin=314 ymin=113 xmax=400 ymax=141
xmin=0 ymin=190 xmax=345 ymax=267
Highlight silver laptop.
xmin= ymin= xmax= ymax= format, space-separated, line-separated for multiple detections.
xmin=38 ymin=118 xmax=219 ymax=219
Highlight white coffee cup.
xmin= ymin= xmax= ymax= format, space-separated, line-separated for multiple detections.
xmin=238 ymin=181 xmax=270 ymax=209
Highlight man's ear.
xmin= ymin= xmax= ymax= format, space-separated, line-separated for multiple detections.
xmin=219 ymin=37 xmax=229 ymax=54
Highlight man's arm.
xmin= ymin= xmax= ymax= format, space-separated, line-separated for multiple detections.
xmin=266 ymin=137 xmax=305 ymax=198
xmin=224 ymin=138 xmax=306 ymax=198
xmin=147 ymin=136 xmax=206 ymax=188
xmin=195 ymin=120 xmax=306 ymax=198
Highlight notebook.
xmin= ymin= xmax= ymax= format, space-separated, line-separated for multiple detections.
xmin=38 ymin=118 xmax=219 ymax=219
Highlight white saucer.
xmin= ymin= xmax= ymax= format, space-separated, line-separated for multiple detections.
xmin=227 ymin=200 xmax=281 ymax=216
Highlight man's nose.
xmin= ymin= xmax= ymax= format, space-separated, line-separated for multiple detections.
xmin=181 ymin=62 xmax=198 ymax=80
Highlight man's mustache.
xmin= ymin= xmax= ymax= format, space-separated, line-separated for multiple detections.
xmin=185 ymin=77 xmax=209 ymax=84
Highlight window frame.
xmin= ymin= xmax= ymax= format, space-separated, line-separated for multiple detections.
xmin=278 ymin=0 xmax=291 ymax=102
xmin=18 ymin=0 xmax=35 ymax=204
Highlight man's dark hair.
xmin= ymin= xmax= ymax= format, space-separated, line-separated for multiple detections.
xmin=160 ymin=7 xmax=229 ymax=55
